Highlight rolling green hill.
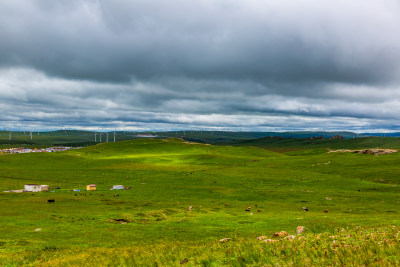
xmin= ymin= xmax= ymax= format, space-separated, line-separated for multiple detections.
xmin=1 ymin=138 xmax=400 ymax=265
xmin=228 ymin=136 xmax=400 ymax=152
xmin=0 ymin=129 xmax=373 ymax=146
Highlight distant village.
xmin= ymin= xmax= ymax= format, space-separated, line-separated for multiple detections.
xmin=3 ymin=184 xmax=129 ymax=193
xmin=0 ymin=146 xmax=77 ymax=154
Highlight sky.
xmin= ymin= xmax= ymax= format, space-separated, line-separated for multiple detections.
xmin=1 ymin=0 xmax=400 ymax=132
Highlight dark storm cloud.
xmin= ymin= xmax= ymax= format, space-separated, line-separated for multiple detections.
xmin=1 ymin=0 xmax=400 ymax=85
xmin=0 ymin=0 xmax=400 ymax=130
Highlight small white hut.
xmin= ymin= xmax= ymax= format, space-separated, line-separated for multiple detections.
xmin=112 ymin=185 xmax=125 ymax=190
xmin=40 ymin=185 xmax=49 ymax=191
xmin=24 ymin=184 xmax=42 ymax=192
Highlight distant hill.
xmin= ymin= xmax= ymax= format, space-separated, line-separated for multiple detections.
xmin=227 ymin=136 xmax=400 ymax=152
xmin=0 ymin=129 xmax=391 ymax=146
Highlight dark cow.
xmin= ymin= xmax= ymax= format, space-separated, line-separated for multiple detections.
xmin=47 ymin=199 xmax=55 ymax=203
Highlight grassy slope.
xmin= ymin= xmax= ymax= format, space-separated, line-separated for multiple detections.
xmin=0 ymin=138 xmax=400 ymax=265
xmin=229 ymin=136 xmax=400 ymax=152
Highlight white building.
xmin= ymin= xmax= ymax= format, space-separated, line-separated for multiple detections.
xmin=24 ymin=184 xmax=49 ymax=192
xmin=112 ymin=185 xmax=125 ymax=190
xmin=24 ymin=184 xmax=42 ymax=192
xmin=41 ymin=185 xmax=49 ymax=191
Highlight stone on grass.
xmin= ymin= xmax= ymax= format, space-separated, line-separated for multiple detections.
xmin=296 ymin=226 xmax=305 ymax=235
xmin=272 ymin=231 xmax=288 ymax=238
xmin=219 ymin=238 xmax=231 ymax=243
xmin=34 ymin=228 xmax=42 ymax=232
xmin=257 ymin=236 xmax=268 ymax=240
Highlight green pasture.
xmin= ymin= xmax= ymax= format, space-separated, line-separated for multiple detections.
xmin=1 ymin=138 xmax=400 ymax=265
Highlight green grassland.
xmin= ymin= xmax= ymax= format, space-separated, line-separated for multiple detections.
xmin=1 ymin=138 xmax=400 ymax=266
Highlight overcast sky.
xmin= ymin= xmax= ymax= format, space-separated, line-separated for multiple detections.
xmin=1 ymin=0 xmax=400 ymax=131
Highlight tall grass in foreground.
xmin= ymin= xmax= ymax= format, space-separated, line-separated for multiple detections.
xmin=2 ymin=225 xmax=400 ymax=266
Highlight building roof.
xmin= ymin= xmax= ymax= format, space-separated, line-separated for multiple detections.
xmin=25 ymin=184 xmax=41 ymax=186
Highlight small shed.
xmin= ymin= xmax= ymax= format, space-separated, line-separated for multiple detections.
xmin=41 ymin=185 xmax=49 ymax=191
xmin=112 ymin=185 xmax=125 ymax=190
xmin=86 ymin=184 xmax=96 ymax=191
xmin=24 ymin=184 xmax=42 ymax=192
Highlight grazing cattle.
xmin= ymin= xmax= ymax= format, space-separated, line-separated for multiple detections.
xmin=114 ymin=194 xmax=119 ymax=197
xmin=47 ymin=199 xmax=55 ymax=203
xmin=245 ymin=206 xmax=251 ymax=211
xmin=180 ymin=258 xmax=189 ymax=264
xmin=302 ymin=207 xmax=309 ymax=211
xmin=324 ymin=210 xmax=328 ymax=213
xmin=257 ymin=210 xmax=262 ymax=212
xmin=188 ymin=206 xmax=193 ymax=211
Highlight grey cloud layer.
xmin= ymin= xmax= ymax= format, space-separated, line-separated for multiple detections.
xmin=0 ymin=0 xmax=400 ymax=130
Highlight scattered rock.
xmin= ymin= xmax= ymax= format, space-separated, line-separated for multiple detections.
xmin=325 ymin=197 xmax=332 ymax=200
xmin=296 ymin=226 xmax=305 ymax=235
xmin=329 ymin=149 xmax=398 ymax=155
xmin=34 ymin=228 xmax=42 ymax=232
xmin=272 ymin=231 xmax=288 ymax=238
xmin=285 ymin=235 xmax=296 ymax=240
xmin=219 ymin=238 xmax=231 ymax=243
xmin=257 ymin=236 xmax=268 ymax=240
